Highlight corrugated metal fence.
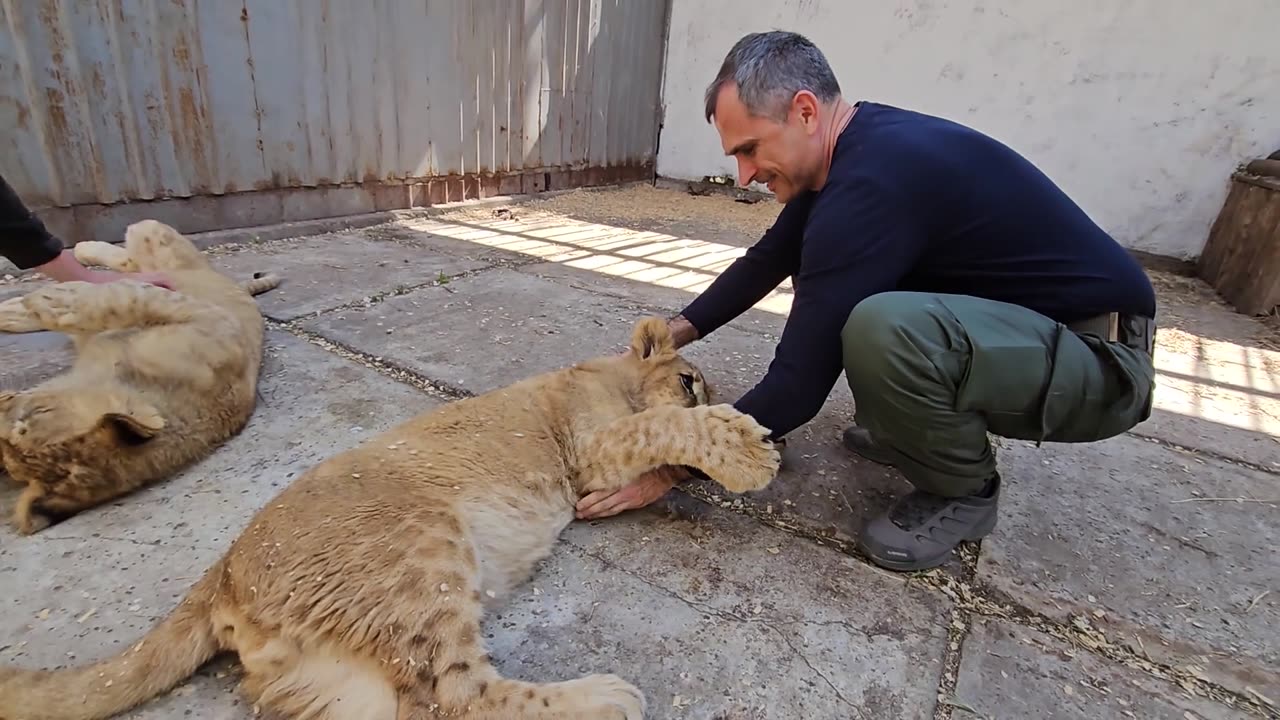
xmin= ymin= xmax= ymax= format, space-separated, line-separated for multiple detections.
xmin=0 ymin=0 xmax=669 ymax=226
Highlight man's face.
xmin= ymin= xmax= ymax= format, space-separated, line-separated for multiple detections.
xmin=712 ymin=83 xmax=822 ymax=203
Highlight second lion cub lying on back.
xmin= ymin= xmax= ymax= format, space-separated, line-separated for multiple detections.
xmin=0 ymin=317 xmax=780 ymax=720
xmin=0 ymin=219 xmax=278 ymax=534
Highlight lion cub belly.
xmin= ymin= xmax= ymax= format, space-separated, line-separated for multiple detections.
xmin=462 ymin=490 xmax=574 ymax=601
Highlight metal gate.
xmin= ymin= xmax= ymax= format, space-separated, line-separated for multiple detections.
xmin=0 ymin=0 xmax=671 ymax=240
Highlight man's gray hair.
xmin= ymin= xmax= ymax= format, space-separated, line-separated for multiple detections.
xmin=704 ymin=31 xmax=841 ymax=123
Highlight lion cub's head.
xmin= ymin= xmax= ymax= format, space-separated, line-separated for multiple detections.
xmin=622 ymin=317 xmax=711 ymax=410
xmin=123 ymin=219 xmax=210 ymax=272
xmin=0 ymin=388 xmax=165 ymax=478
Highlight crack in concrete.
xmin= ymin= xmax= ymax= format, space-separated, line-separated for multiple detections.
xmin=268 ymin=321 xmax=474 ymax=403
xmin=41 ymin=534 xmax=164 ymax=548
xmin=272 ymin=256 xmax=549 ymax=325
xmin=932 ymin=606 xmax=973 ymax=720
xmin=934 ymin=519 xmax=982 ymax=718
xmin=1127 ymin=430 xmax=1279 ymax=476
xmin=769 ymin=628 xmax=861 ymax=713
xmin=567 ymin=542 xmax=861 ymax=711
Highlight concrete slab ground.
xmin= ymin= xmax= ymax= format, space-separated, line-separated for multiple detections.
xmin=1 ymin=184 xmax=1276 ymax=719
xmin=953 ymin=618 xmax=1241 ymax=719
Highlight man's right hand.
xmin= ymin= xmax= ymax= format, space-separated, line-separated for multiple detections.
xmin=668 ymin=314 xmax=700 ymax=349
xmin=575 ymin=465 xmax=692 ymax=519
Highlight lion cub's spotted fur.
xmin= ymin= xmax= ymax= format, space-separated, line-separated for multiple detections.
xmin=0 ymin=220 xmax=279 ymax=534
xmin=0 ymin=317 xmax=780 ymax=720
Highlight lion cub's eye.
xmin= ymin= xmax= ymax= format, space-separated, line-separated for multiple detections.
xmin=679 ymin=373 xmax=695 ymax=394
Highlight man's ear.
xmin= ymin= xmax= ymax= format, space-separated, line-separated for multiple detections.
xmin=100 ymin=402 xmax=165 ymax=446
xmin=792 ymin=90 xmax=820 ymax=132
xmin=629 ymin=317 xmax=675 ymax=361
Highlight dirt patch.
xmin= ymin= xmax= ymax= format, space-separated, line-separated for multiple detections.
xmin=1149 ymin=269 xmax=1280 ymax=352
xmin=435 ymin=184 xmax=780 ymax=241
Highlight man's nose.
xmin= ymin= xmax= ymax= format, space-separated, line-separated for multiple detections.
xmin=736 ymin=158 xmax=758 ymax=187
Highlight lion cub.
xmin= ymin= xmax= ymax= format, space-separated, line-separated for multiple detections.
xmin=0 ymin=317 xmax=780 ymax=720
xmin=0 ymin=219 xmax=279 ymax=534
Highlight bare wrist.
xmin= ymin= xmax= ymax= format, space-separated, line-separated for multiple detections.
xmin=36 ymin=251 xmax=93 ymax=283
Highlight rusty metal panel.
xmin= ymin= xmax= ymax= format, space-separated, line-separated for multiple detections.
xmin=0 ymin=0 xmax=670 ymax=211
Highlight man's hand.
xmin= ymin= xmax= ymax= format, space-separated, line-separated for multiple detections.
xmin=36 ymin=251 xmax=173 ymax=290
xmin=576 ymin=465 xmax=691 ymax=519
xmin=668 ymin=314 xmax=699 ymax=349
xmin=111 ymin=270 xmax=174 ymax=289
xmin=615 ymin=315 xmax=700 ymax=357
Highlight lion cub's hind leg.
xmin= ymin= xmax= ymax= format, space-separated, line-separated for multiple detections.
xmin=73 ymin=240 xmax=140 ymax=273
xmin=12 ymin=483 xmax=55 ymax=535
xmin=580 ymin=403 xmax=781 ymax=495
xmin=397 ymin=665 xmax=645 ymax=720
xmin=228 ymin=507 xmax=644 ymax=720
xmin=226 ymin=613 xmax=399 ymax=720
xmin=374 ymin=539 xmax=645 ymax=719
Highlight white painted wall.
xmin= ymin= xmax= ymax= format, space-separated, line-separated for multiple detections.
xmin=656 ymin=1 xmax=1280 ymax=259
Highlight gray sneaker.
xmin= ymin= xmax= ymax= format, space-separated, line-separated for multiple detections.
xmin=857 ymin=474 xmax=1000 ymax=572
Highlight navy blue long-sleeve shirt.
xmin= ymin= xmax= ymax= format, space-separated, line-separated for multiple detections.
xmin=679 ymin=101 xmax=1157 ymax=440
xmin=0 ymin=173 xmax=63 ymax=270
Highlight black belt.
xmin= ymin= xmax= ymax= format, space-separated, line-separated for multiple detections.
xmin=1066 ymin=312 xmax=1156 ymax=356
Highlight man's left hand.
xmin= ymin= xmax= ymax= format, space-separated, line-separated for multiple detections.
xmin=575 ymin=465 xmax=689 ymax=519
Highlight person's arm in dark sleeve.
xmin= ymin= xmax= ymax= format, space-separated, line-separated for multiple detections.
xmin=676 ymin=196 xmax=809 ymax=340
xmin=731 ymin=178 xmax=922 ymax=440
xmin=0 ymin=174 xmax=64 ymax=270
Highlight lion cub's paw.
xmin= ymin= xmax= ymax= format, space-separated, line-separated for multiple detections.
xmin=73 ymin=241 xmax=137 ymax=271
xmin=14 ymin=508 xmax=52 ymax=536
xmin=0 ymin=296 xmax=41 ymax=333
xmin=699 ymin=404 xmax=781 ymax=494
xmin=561 ymin=674 xmax=645 ymax=720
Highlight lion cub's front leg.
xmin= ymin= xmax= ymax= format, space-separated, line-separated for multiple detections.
xmin=0 ymin=282 xmax=216 ymax=335
xmin=580 ymin=404 xmax=781 ymax=495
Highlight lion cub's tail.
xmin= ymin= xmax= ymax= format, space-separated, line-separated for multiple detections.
xmin=242 ymin=272 xmax=281 ymax=296
xmin=0 ymin=569 xmax=222 ymax=720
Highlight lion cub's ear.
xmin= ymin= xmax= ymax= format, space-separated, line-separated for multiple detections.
xmin=0 ymin=391 xmax=15 ymax=427
xmin=99 ymin=401 xmax=166 ymax=446
xmin=629 ymin=316 xmax=676 ymax=361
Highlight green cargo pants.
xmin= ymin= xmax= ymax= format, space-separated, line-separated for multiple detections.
xmin=841 ymin=292 xmax=1156 ymax=497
